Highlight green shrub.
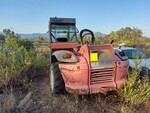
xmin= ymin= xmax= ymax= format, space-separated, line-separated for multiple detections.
xmin=0 ymin=37 xmax=49 ymax=88
xmin=18 ymin=39 xmax=34 ymax=50
xmin=117 ymin=63 xmax=150 ymax=105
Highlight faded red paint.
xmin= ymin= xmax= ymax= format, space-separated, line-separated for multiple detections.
xmin=50 ymin=43 xmax=78 ymax=49
xmin=59 ymin=56 xmax=90 ymax=94
xmin=115 ymin=55 xmax=129 ymax=88
xmin=58 ymin=43 xmax=129 ymax=95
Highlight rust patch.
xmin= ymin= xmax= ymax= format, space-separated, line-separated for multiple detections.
xmin=66 ymin=87 xmax=89 ymax=95
xmin=61 ymin=66 xmax=80 ymax=71
xmin=99 ymin=87 xmax=116 ymax=94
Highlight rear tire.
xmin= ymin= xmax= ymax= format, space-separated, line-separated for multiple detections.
xmin=50 ymin=63 xmax=65 ymax=94
xmin=128 ymin=67 xmax=132 ymax=74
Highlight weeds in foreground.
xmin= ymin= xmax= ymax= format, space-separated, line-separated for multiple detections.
xmin=0 ymin=87 xmax=16 ymax=113
xmin=117 ymin=66 xmax=150 ymax=105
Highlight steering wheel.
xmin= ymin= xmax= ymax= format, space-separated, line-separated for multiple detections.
xmin=80 ymin=29 xmax=95 ymax=45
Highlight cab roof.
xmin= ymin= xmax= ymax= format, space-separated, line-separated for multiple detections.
xmin=50 ymin=17 xmax=76 ymax=25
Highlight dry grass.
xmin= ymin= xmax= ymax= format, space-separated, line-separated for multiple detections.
xmin=1 ymin=67 xmax=149 ymax=113
xmin=0 ymin=59 xmax=150 ymax=113
xmin=0 ymin=87 xmax=16 ymax=113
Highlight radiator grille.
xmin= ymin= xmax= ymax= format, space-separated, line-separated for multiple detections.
xmin=90 ymin=67 xmax=114 ymax=84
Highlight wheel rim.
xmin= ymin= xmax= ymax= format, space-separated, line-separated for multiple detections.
xmin=50 ymin=69 xmax=54 ymax=91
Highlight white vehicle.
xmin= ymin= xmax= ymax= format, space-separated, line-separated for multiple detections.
xmin=114 ymin=47 xmax=150 ymax=76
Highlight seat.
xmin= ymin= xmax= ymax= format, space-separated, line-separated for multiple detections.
xmin=57 ymin=37 xmax=68 ymax=42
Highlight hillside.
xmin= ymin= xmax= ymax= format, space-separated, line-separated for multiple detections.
xmin=19 ymin=33 xmax=48 ymax=38
xmin=19 ymin=32 xmax=104 ymax=38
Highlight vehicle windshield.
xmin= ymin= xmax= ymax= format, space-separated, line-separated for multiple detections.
xmin=123 ymin=49 xmax=145 ymax=59
xmin=50 ymin=25 xmax=79 ymax=43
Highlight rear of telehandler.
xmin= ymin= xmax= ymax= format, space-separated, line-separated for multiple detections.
xmin=49 ymin=17 xmax=129 ymax=95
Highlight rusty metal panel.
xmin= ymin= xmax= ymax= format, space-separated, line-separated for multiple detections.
xmin=90 ymin=66 xmax=114 ymax=84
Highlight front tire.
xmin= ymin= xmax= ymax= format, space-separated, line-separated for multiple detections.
xmin=50 ymin=63 xmax=65 ymax=94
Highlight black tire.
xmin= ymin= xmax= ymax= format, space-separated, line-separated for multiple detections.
xmin=50 ymin=63 xmax=65 ymax=94
xmin=128 ymin=67 xmax=132 ymax=74
xmin=127 ymin=67 xmax=132 ymax=78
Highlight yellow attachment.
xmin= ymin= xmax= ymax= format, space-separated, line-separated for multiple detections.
xmin=90 ymin=53 xmax=98 ymax=62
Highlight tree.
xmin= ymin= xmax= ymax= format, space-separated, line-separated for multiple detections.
xmin=0 ymin=34 xmax=5 ymax=47
xmin=109 ymin=31 xmax=119 ymax=40
xmin=0 ymin=34 xmax=5 ymax=41
xmin=107 ymin=27 xmax=143 ymax=43
xmin=3 ymin=29 xmax=11 ymax=36
xmin=3 ymin=29 xmax=15 ymax=37
xmin=37 ymin=36 xmax=46 ymax=43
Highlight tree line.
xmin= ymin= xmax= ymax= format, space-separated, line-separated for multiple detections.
xmin=1 ymin=27 xmax=150 ymax=48
xmin=0 ymin=29 xmax=48 ymax=49
xmin=95 ymin=27 xmax=150 ymax=46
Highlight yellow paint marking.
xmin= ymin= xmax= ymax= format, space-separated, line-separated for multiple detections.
xmin=90 ymin=53 xmax=98 ymax=62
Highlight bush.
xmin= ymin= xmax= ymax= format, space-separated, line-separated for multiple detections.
xmin=117 ymin=64 xmax=150 ymax=105
xmin=0 ymin=37 xmax=48 ymax=88
xmin=18 ymin=39 xmax=34 ymax=50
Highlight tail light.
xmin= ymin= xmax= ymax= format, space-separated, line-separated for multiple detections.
xmin=63 ymin=53 xmax=72 ymax=59
xmin=119 ymin=51 xmax=125 ymax=57
xmin=115 ymin=49 xmax=128 ymax=61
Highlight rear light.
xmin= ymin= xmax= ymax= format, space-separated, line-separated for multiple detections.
xmin=119 ymin=51 xmax=125 ymax=57
xmin=63 ymin=53 xmax=72 ymax=59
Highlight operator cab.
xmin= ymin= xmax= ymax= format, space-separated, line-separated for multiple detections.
xmin=49 ymin=17 xmax=79 ymax=43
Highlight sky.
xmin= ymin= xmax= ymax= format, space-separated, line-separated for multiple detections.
xmin=0 ymin=0 xmax=150 ymax=36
